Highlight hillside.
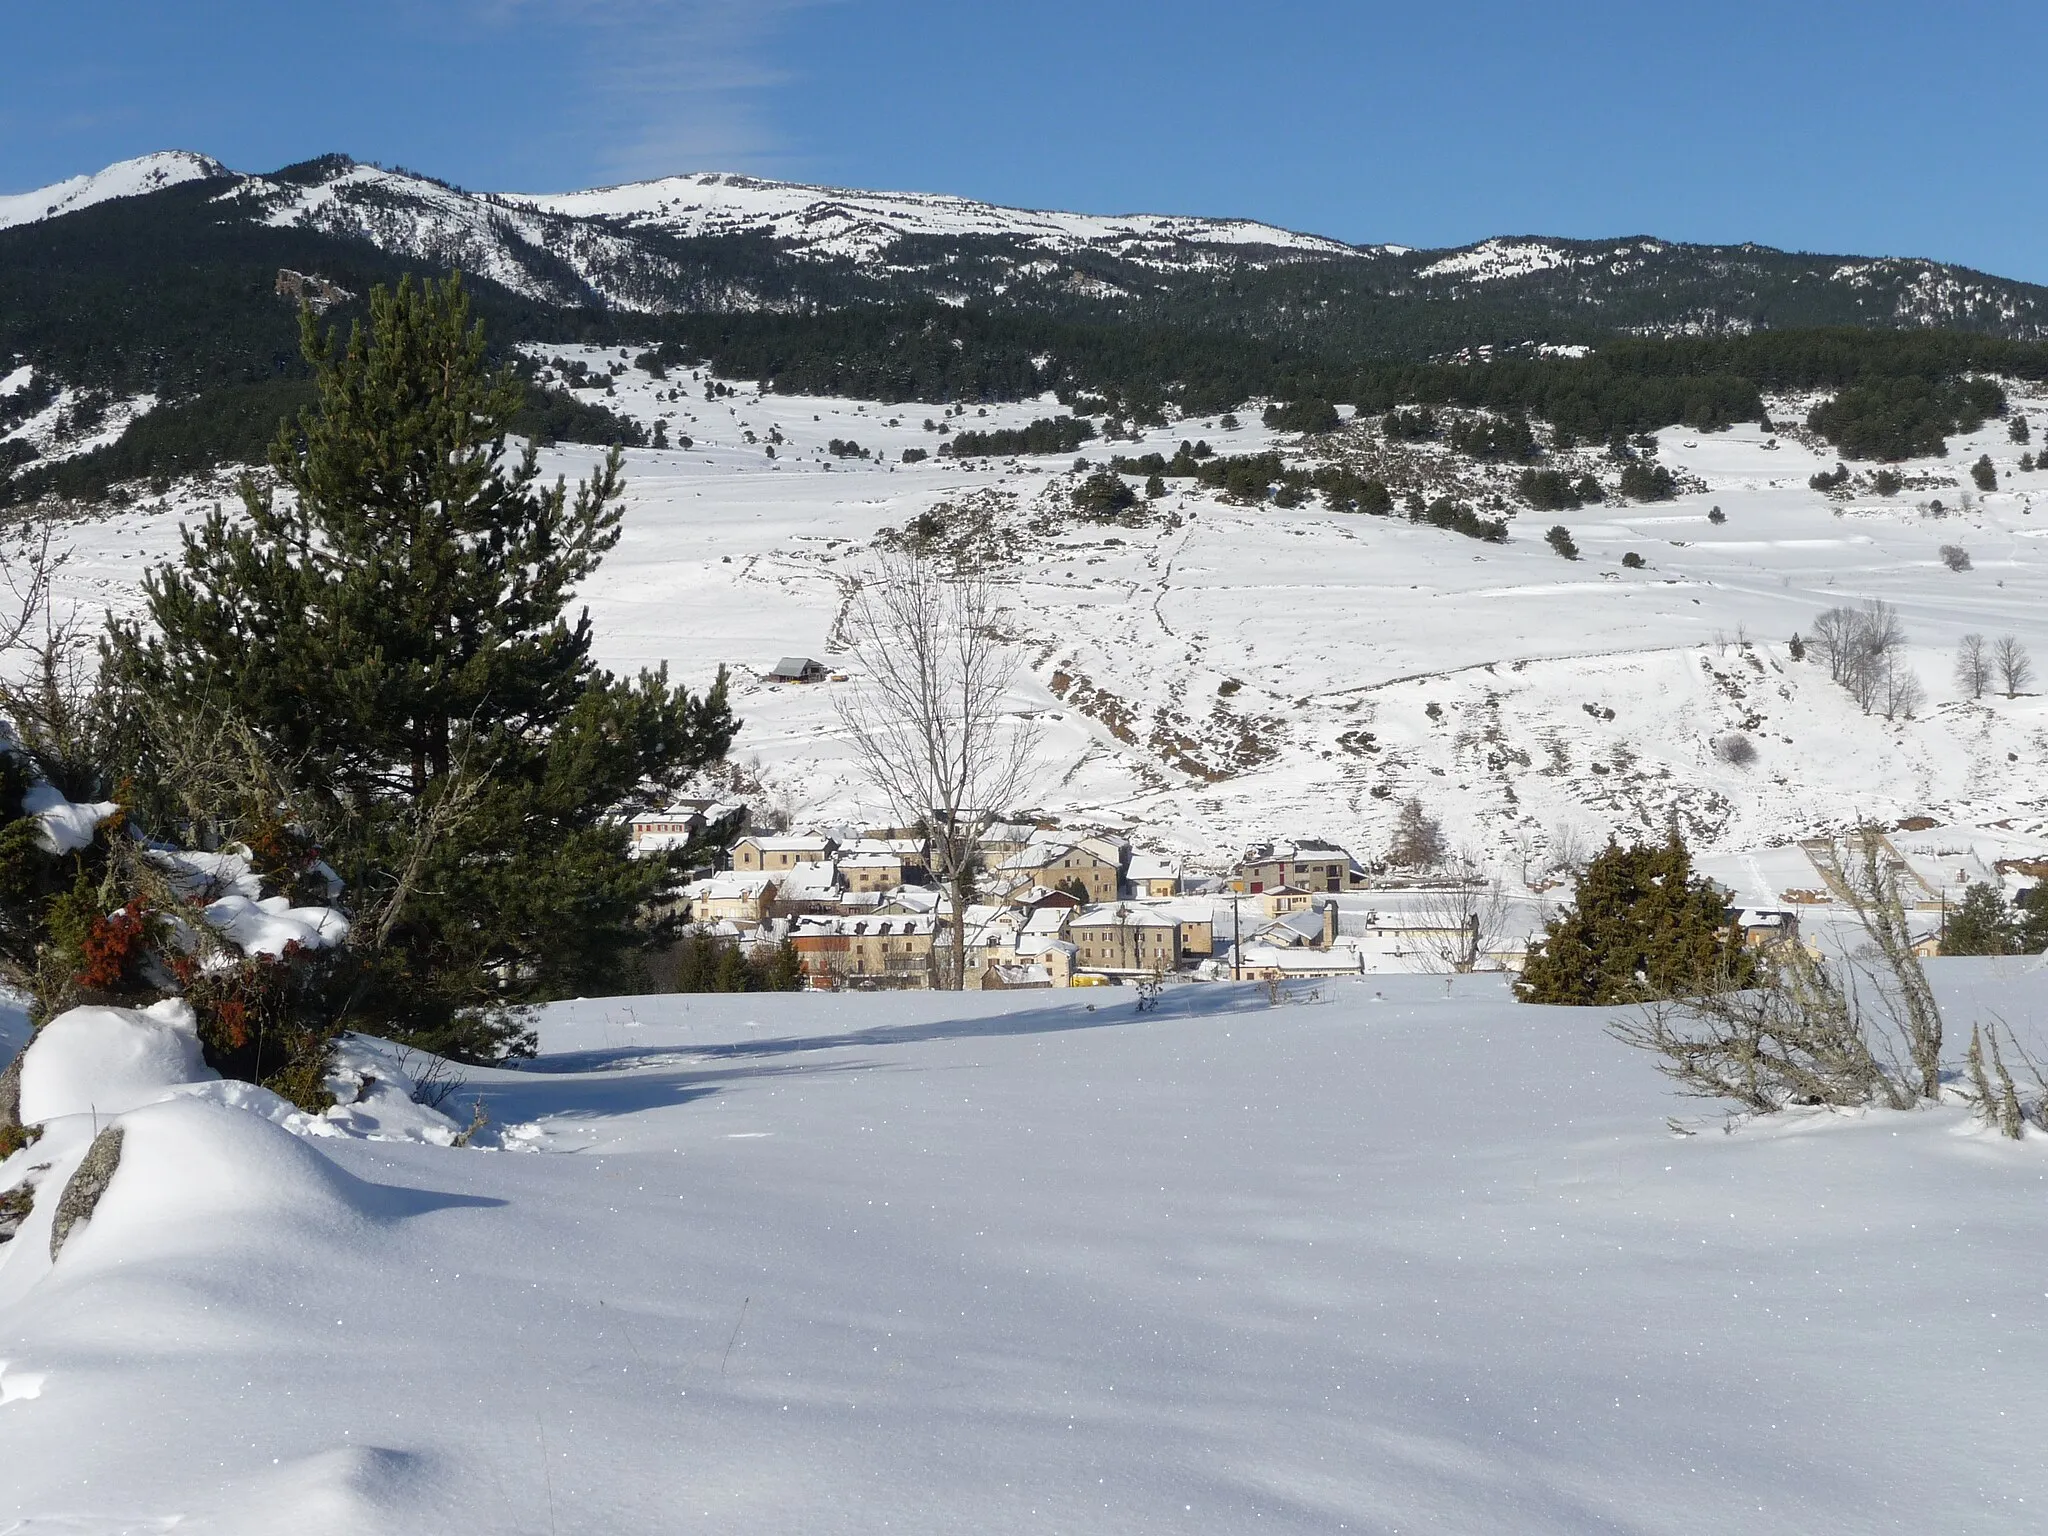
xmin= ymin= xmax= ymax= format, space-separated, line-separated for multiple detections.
xmin=31 ymin=343 xmax=2048 ymax=876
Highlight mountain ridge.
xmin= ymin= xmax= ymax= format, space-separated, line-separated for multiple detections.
xmin=6 ymin=149 xmax=2045 ymax=344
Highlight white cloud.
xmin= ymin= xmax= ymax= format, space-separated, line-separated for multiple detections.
xmin=483 ymin=0 xmax=829 ymax=182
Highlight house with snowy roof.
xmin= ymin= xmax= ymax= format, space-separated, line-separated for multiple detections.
xmin=1068 ymin=902 xmax=1183 ymax=974
xmin=789 ymin=913 xmax=937 ymax=988
xmin=680 ymin=873 xmax=780 ymax=928
xmin=994 ymin=833 xmax=1127 ymax=904
xmin=1233 ymin=839 xmax=1369 ymax=894
xmin=732 ymin=833 xmax=837 ymax=872
xmin=1124 ymin=853 xmax=1181 ymax=898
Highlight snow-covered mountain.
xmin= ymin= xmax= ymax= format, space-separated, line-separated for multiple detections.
xmin=7 ymin=150 xmax=2046 ymax=344
xmin=504 ymin=170 xmax=1368 ymax=265
xmin=0 ymin=150 xmax=228 ymax=232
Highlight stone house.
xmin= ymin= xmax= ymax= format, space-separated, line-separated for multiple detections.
xmin=996 ymin=834 xmax=1127 ymax=905
xmin=1234 ymin=839 xmax=1368 ymax=895
xmin=790 ymin=913 xmax=937 ymax=989
xmin=1125 ymin=854 xmax=1181 ymax=899
xmin=680 ymin=874 xmax=779 ymax=927
xmin=1069 ymin=903 xmax=1182 ymax=973
xmin=732 ymin=834 xmax=837 ymax=872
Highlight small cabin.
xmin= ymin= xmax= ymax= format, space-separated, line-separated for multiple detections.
xmin=767 ymin=657 xmax=829 ymax=684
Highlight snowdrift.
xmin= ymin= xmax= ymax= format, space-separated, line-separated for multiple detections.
xmin=2 ymin=969 xmax=2046 ymax=1531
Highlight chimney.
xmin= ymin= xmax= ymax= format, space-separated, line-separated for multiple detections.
xmin=1320 ymin=898 xmax=1337 ymax=950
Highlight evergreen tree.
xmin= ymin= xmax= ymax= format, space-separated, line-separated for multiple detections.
xmin=111 ymin=275 xmax=736 ymax=1059
xmin=1972 ymin=454 xmax=1997 ymax=491
xmin=2014 ymin=885 xmax=2048 ymax=953
xmin=1940 ymin=881 xmax=2015 ymax=956
xmin=1516 ymin=834 xmax=1756 ymax=1005
xmin=1545 ymin=524 xmax=1580 ymax=560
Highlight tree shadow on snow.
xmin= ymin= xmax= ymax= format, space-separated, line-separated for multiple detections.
xmin=525 ymin=984 xmax=1290 ymax=1078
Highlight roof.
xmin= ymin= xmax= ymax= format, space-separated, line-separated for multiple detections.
xmin=841 ymin=851 xmax=906 ymax=869
xmin=631 ymin=807 xmax=704 ymax=827
xmin=791 ymin=914 xmax=936 ymax=938
xmin=682 ymin=874 xmax=777 ymax=900
xmin=1257 ymin=909 xmax=1330 ymax=946
xmin=979 ymin=821 xmax=1039 ymax=845
xmin=1239 ymin=839 xmax=1365 ymax=871
xmin=1001 ymin=833 xmax=1124 ymax=872
xmin=777 ymin=860 xmax=841 ymax=898
xmin=1071 ymin=902 xmax=1179 ymax=929
xmin=843 ymin=837 xmax=923 ymax=857
xmin=736 ymin=834 xmax=836 ymax=853
xmin=1126 ymin=854 xmax=1179 ymax=882
xmin=768 ymin=656 xmax=823 ymax=677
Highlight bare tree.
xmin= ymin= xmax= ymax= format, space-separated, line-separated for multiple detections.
xmin=1414 ymin=871 xmax=1517 ymax=973
xmin=1994 ymin=634 xmax=2033 ymax=698
xmin=1613 ymin=830 xmax=1947 ymax=1116
xmin=1386 ymin=796 xmax=1447 ymax=870
xmin=1814 ymin=599 xmax=1909 ymax=714
xmin=1815 ymin=830 xmax=1944 ymax=1101
xmin=0 ymin=517 xmax=117 ymax=799
xmin=1808 ymin=605 xmax=1862 ymax=685
xmin=1547 ymin=822 xmax=1592 ymax=881
xmin=1876 ymin=654 xmax=1925 ymax=721
xmin=835 ymin=551 xmax=1039 ymax=989
xmin=1954 ymin=633 xmax=1992 ymax=700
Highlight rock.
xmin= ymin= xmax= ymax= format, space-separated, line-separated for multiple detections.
xmin=0 ymin=1050 xmax=21 ymax=1136
xmin=49 ymin=1124 xmax=123 ymax=1261
xmin=0 ymin=1178 xmax=32 ymax=1244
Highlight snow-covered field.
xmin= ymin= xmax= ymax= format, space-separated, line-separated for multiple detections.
xmin=30 ymin=351 xmax=2048 ymax=873
xmin=3 ymin=966 xmax=2047 ymax=1531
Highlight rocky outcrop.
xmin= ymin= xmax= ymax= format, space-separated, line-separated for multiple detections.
xmin=49 ymin=1124 xmax=122 ymax=1261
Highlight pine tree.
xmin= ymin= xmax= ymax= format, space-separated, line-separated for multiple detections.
xmin=2014 ymin=885 xmax=2048 ymax=953
xmin=111 ymin=275 xmax=736 ymax=1059
xmin=1516 ymin=834 xmax=1756 ymax=1005
xmin=1940 ymin=881 xmax=2015 ymax=956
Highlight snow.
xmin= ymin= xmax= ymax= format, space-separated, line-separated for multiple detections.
xmin=505 ymin=171 xmax=1362 ymax=265
xmin=2 ymin=968 xmax=2047 ymax=1529
xmin=17 ymin=782 xmax=118 ymax=855
xmin=197 ymin=891 xmax=350 ymax=957
xmin=27 ymin=365 xmax=2048 ymax=877
xmin=0 ymin=151 xmax=227 ymax=233
xmin=15 ymin=999 xmax=213 ymax=1124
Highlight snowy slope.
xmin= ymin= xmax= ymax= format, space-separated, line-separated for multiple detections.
xmin=34 ymin=354 xmax=2048 ymax=874
xmin=224 ymin=161 xmax=694 ymax=310
xmin=507 ymin=171 xmax=1369 ymax=265
xmin=3 ymin=969 xmax=2046 ymax=1530
xmin=0 ymin=150 xmax=228 ymax=232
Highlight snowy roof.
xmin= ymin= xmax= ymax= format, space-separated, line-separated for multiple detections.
xmin=841 ymin=851 xmax=906 ymax=869
xmin=792 ymin=914 xmax=936 ymax=937
xmin=683 ymin=874 xmax=778 ymax=900
xmin=843 ymin=838 xmax=923 ymax=857
xmin=1071 ymin=903 xmax=1179 ymax=929
xmin=777 ymin=861 xmax=841 ymax=898
xmin=736 ymin=834 xmax=836 ymax=853
xmin=979 ymin=821 xmax=1040 ymax=844
xmin=1239 ymin=839 xmax=1364 ymax=869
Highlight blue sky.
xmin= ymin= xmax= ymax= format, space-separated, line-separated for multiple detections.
xmin=5 ymin=0 xmax=2046 ymax=279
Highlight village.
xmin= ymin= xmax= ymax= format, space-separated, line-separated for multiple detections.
xmin=637 ymin=666 xmax=2048 ymax=991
